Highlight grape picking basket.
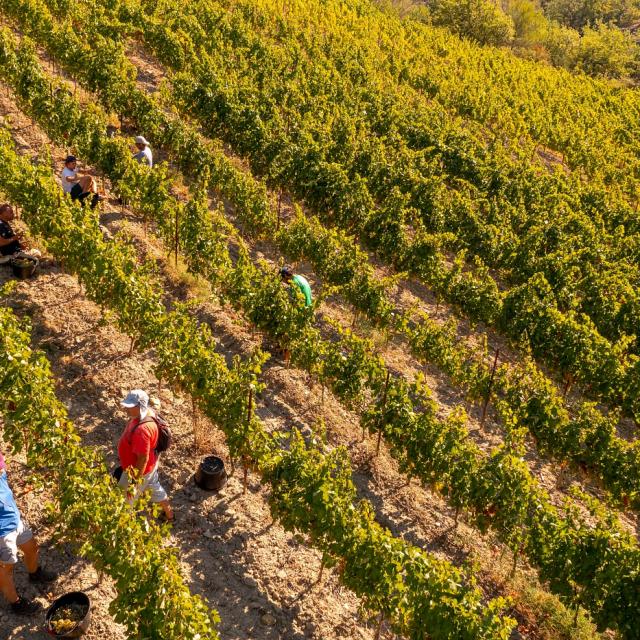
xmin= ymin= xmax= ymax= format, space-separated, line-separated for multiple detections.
xmin=45 ymin=591 xmax=91 ymax=638
xmin=10 ymin=255 xmax=38 ymax=280
xmin=194 ymin=455 xmax=227 ymax=491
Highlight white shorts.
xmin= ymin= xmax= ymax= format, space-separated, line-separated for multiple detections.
xmin=0 ymin=519 xmax=34 ymax=565
xmin=118 ymin=464 xmax=168 ymax=505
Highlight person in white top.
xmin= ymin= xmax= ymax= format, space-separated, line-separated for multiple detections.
xmin=132 ymin=136 xmax=153 ymax=168
xmin=61 ymin=156 xmax=102 ymax=209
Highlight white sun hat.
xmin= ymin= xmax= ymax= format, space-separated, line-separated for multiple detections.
xmin=120 ymin=389 xmax=150 ymax=419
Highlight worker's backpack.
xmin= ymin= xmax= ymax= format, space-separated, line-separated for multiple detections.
xmin=133 ymin=415 xmax=173 ymax=454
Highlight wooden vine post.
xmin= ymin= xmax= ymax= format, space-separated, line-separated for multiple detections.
xmin=243 ymin=385 xmax=253 ymax=495
xmin=374 ymin=613 xmax=384 ymax=640
xmin=510 ymin=532 xmax=525 ymax=578
xmin=243 ymin=463 xmax=248 ymax=495
xmin=276 ymin=190 xmax=282 ymax=231
xmin=192 ymin=396 xmax=198 ymax=439
xmin=573 ymin=602 xmax=581 ymax=628
xmin=563 ymin=374 xmax=573 ymax=399
xmin=480 ymin=348 xmax=500 ymax=427
xmin=174 ymin=206 xmax=179 ymax=268
xmin=375 ymin=370 xmax=391 ymax=456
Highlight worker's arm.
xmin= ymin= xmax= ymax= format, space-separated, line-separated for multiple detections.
xmin=0 ymin=236 xmax=17 ymax=247
xmin=133 ymin=452 xmax=149 ymax=478
xmin=124 ymin=453 xmax=149 ymax=501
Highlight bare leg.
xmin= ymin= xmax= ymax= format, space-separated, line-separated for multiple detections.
xmin=18 ymin=538 xmax=38 ymax=573
xmin=0 ymin=563 xmax=18 ymax=604
xmin=76 ymin=176 xmax=101 ymax=209
xmin=76 ymin=175 xmax=90 ymax=192
xmin=77 ymin=175 xmax=96 ymax=193
xmin=158 ymin=500 xmax=174 ymax=520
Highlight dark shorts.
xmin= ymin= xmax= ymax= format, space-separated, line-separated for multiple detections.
xmin=0 ymin=239 xmax=21 ymax=256
xmin=69 ymin=183 xmax=84 ymax=200
xmin=70 ymin=184 xmax=99 ymax=209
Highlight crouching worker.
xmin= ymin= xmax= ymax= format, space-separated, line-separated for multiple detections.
xmin=280 ymin=265 xmax=312 ymax=309
xmin=132 ymin=136 xmax=153 ymax=168
xmin=0 ymin=204 xmax=23 ymax=262
xmin=61 ymin=156 xmax=103 ymax=210
xmin=279 ymin=266 xmax=313 ymax=364
xmin=117 ymin=390 xmax=174 ymax=523
xmin=0 ymin=452 xmax=57 ymax=615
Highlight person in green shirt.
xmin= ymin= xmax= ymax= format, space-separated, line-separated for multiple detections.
xmin=279 ymin=266 xmax=312 ymax=366
xmin=280 ymin=266 xmax=312 ymax=308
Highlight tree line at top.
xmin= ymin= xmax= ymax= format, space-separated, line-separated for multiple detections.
xmin=389 ymin=0 xmax=640 ymax=80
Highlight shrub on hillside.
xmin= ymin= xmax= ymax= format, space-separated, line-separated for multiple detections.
xmin=575 ymin=21 xmax=638 ymax=77
xmin=542 ymin=0 xmax=640 ymax=30
xmin=427 ymin=0 xmax=516 ymax=46
xmin=543 ymin=20 xmax=581 ymax=66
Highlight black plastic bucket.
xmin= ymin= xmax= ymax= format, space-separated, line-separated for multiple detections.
xmin=194 ymin=455 xmax=227 ymax=491
xmin=10 ymin=255 xmax=38 ymax=280
xmin=45 ymin=591 xmax=91 ymax=638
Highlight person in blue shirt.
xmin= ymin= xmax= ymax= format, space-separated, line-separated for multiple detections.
xmin=0 ymin=452 xmax=57 ymax=615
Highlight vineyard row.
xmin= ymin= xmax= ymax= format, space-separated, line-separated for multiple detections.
xmin=0 ymin=298 xmax=221 ymax=639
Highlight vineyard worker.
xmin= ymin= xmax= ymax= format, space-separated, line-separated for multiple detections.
xmin=117 ymin=390 xmax=174 ymax=523
xmin=132 ymin=136 xmax=153 ymax=168
xmin=280 ymin=265 xmax=312 ymax=308
xmin=61 ymin=155 xmax=102 ymax=210
xmin=0 ymin=452 xmax=58 ymax=615
xmin=0 ymin=204 xmax=22 ymax=261
xmin=279 ymin=266 xmax=312 ymax=365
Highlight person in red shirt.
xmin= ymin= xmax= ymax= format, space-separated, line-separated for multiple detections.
xmin=117 ymin=390 xmax=174 ymax=522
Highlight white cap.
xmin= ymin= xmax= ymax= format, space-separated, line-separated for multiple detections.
xmin=135 ymin=136 xmax=150 ymax=146
xmin=120 ymin=389 xmax=150 ymax=419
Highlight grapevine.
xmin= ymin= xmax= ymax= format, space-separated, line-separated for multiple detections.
xmin=0 ymin=303 xmax=221 ymax=640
